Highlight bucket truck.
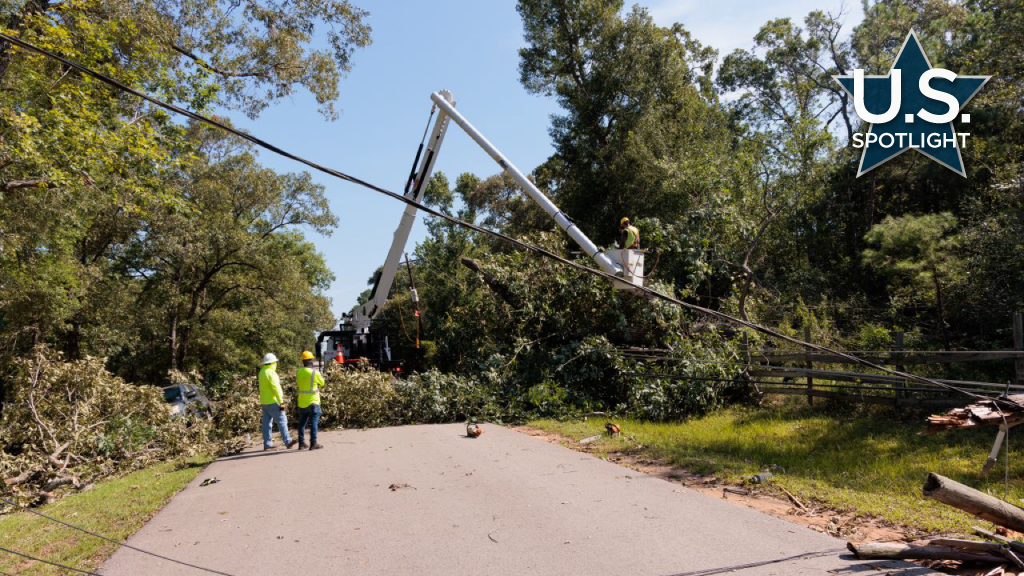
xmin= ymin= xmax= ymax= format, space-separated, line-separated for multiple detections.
xmin=317 ymin=90 xmax=644 ymax=372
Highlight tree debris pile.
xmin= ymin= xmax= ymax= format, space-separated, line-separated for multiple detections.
xmin=926 ymin=395 xmax=1024 ymax=432
xmin=0 ymin=348 xmax=210 ymax=507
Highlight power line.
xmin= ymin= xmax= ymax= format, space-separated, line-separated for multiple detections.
xmin=0 ymin=545 xmax=104 ymax=576
xmin=1 ymin=32 xmax=1017 ymax=410
xmin=661 ymin=548 xmax=846 ymax=576
xmin=0 ymin=496 xmax=237 ymax=576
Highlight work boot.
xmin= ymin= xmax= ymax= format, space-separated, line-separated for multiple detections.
xmin=298 ymin=443 xmax=308 ymax=450
xmin=286 ymin=439 xmax=298 ymax=449
xmin=310 ymin=444 xmax=324 ymax=451
xmin=263 ymin=446 xmax=279 ymax=452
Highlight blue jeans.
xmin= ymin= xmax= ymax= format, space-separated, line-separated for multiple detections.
xmin=261 ymin=403 xmax=292 ymax=449
xmin=297 ymin=404 xmax=322 ymax=446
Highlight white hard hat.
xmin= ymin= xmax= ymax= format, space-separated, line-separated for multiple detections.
xmin=261 ymin=353 xmax=278 ymax=365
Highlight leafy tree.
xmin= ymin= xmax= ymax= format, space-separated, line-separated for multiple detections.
xmin=0 ymin=0 xmax=368 ymax=393
xmin=862 ymin=213 xmax=962 ymax=348
xmin=517 ymin=0 xmax=734 ymax=250
xmin=120 ymin=125 xmax=336 ymax=379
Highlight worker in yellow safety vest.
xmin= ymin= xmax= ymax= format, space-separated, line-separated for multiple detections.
xmin=296 ymin=351 xmax=325 ymax=450
xmin=619 ymin=217 xmax=640 ymax=249
xmin=259 ymin=353 xmax=297 ymax=451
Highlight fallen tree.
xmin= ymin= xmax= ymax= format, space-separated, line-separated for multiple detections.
xmin=0 ymin=348 xmax=210 ymax=507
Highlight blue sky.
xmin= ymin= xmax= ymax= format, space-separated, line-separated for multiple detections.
xmin=229 ymin=0 xmax=864 ymax=321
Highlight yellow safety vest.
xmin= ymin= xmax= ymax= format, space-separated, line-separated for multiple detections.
xmin=296 ymin=367 xmax=324 ymax=409
xmin=624 ymin=225 xmax=640 ymax=249
xmin=258 ymin=364 xmax=284 ymax=405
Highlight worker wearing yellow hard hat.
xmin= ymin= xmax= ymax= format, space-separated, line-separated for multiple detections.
xmin=296 ymin=350 xmax=326 ymax=450
xmin=619 ymin=217 xmax=640 ymax=250
xmin=259 ymin=353 xmax=297 ymax=451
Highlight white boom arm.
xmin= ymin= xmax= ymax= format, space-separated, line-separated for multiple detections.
xmin=347 ymin=89 xmax=631 ymax=333
xmin=348 ymin=90 xmax=455 ymax=330
xmin=429 ymin=92 xmax=624 ymax=277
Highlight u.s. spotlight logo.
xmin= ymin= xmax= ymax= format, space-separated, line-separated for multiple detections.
xmin=833 ymin=30 xmax=990 ymax=177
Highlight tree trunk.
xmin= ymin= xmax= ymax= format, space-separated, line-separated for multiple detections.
xmin=923 ymin=472 xmax=1024 ymax=532
xmin=931 ymin=266 xmax=950 ymax=350
xmin=169 ymin=313 xmax=179 ymax=370
xmin=847 ymin=541 xmax=1001 ymax=563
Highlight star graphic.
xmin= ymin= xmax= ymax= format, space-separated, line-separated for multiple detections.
xmin=833 ymin=30 xmax=990 ymax=177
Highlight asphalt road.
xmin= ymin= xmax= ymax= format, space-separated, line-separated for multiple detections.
xmin=101 ymin=424 xmax=931 ymax=576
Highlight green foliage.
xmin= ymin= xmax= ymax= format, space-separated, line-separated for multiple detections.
xmin=863 ymin=213 xmax=962 ymax=345
xmin=517 ymin=0 xmax=734 ymax=248
xmin=317 ymin=367 xmax=399 ymax=429
xmin=626 ymin=336 xmax=745 ymax=420
xmin=0 ymin=347 xmax=207 ymax=506
xmin=0 ymin=0 xmax=359 ymax=387
xmin=394 ymin=369 xmax=500 ymax=423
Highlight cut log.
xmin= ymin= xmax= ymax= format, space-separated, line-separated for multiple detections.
xmin=923 ymin=473 xmax=1024 ymax=532
xmin=847 ymin=541 xmax=1003 ymax=563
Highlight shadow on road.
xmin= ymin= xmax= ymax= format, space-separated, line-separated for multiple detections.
xmin=217 ymin=449 xmax=304 ymax=462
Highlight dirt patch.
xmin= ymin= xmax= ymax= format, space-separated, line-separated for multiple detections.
xmin=512 ymin=425 xmax=909 ymax=545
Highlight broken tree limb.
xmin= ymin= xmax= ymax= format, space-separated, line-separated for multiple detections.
xmin=779 ymin=486 xmax=808 ymax=512
xmin=41 ymin=475 xmax=80 ymax=492
xmin=930 ymin=538 xmax=1007 ymax=553
xmin=923 ymin=473 xmax=1024 ymax=532
xmin=973 ymin=527 xmax=1024 ymax=556
xmin=847 ymin=541 xmax=1004 ymax=563
xmin=460 ymin=257 xmax=522 ymax=308
xmin=4 ymin=468 xmax=41 ymax=487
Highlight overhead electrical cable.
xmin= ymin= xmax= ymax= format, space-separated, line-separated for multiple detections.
xmin=1 ymin=32 xmax=1018 ymax=410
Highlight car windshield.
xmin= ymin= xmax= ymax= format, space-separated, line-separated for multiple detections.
xmin=163 ymin=386 xmax=182 ymax=402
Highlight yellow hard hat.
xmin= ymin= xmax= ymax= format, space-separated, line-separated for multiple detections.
xmin=300 ymin=350 xmax=315 ymax=361
xmin=620 ymin=217 xmax=630 ymax=226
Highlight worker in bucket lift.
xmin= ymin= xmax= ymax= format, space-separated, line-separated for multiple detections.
xmin=296 ymin=351 xmax=325 ymax=450
xmin=619 ymin=217 xmax=640 ymax=249
xmin=258 ymin=353 xmax=297 ymax=451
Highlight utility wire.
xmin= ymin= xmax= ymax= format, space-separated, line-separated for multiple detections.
xmin=0 ymin=495 xmax=237 ymax=575
xmin=0 ymin=545 xmax=104 ymax=576
xmin=660 ymin=547 xmax=847 ymax=576
xmin=1 ymin=32 xmax=1018 ymax=410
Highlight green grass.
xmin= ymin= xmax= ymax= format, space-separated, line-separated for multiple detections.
xmin=0 ymin=455 xmax=213 ymax=575
xmin=531 ymin=402 xmax=1024 ymax=534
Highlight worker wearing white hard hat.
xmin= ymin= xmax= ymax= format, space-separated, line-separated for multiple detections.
xmin=258 ymin=353 xmax=297 ymax=451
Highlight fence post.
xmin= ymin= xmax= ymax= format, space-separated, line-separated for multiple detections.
xmin=895 ymin=331 xmax=907 ymax=399
xmin=1014 ymin=312 xmax=1024 ymax=387
xmin=805 ymin=326 xmax=813 ymax=406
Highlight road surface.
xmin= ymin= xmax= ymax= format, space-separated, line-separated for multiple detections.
xmin=102 ymin=424 xmax=931 ymax=575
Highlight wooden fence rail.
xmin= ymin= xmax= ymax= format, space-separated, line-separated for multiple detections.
xmin=622 ymin=312 xmax=1024 ymax=407
xmin=747 ymin=312 xmax=1024 ymax=406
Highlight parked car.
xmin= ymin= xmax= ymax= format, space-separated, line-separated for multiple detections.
xmin=162 ymin=382 xmax=212 ymax=419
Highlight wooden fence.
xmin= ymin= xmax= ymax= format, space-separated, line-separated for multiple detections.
xmin=747 ymin=313 xmax=1024 ymax=407
xmin=619 ymin=312 xmax=1024 ymax=408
